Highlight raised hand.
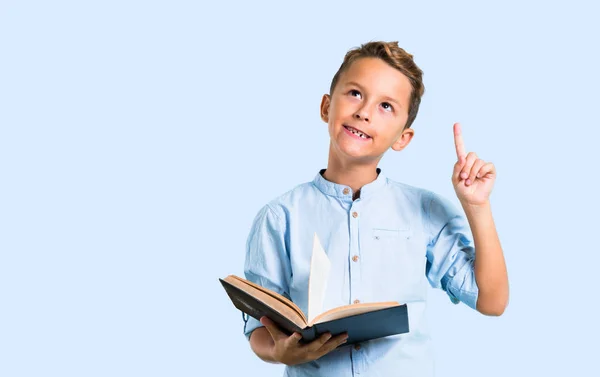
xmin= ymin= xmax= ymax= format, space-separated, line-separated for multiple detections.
xmin=260 ymin=316 xmax=348 ymax=366
xmin=452 ymin=123 xmax=496 ymax=206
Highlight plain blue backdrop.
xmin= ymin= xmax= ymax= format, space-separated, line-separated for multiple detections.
xmin=1 ymin=1 xmax=598 ymax=376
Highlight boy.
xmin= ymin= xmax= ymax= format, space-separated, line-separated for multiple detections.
xmin=242 ymin=41 xmax=509 ymax=376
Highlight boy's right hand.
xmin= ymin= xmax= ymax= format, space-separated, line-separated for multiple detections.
xmin=259 ymin=316 xmax=348 ymax=366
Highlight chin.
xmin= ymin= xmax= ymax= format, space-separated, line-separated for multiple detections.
xmin=334 ymin=143 xmax=377 ymax=163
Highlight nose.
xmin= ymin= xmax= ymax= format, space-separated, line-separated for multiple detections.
xmin=353 ymin=107 xmax=370 ymax=122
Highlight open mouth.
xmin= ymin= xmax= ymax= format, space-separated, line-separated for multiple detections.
xmin=343 ymin=125 xmax=371 ymax=139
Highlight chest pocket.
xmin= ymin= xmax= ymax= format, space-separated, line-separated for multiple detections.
xmin=368 ymin=227 xmax=426 ymax=297
xmin=372 ymin=228 xmax=411 ymax=242
xmin=371 ymin=228 xmax=413 ymax=264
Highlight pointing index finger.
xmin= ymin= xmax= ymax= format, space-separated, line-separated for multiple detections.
xmin=454 ymin=122 xmax=466 ymax=161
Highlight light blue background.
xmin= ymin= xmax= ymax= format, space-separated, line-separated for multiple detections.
xmin=1 ymin=1 xmax=598 ymax=376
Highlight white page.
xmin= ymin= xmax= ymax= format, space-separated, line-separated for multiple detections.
xmin=307 ymin=232 xmax=331 ymax=324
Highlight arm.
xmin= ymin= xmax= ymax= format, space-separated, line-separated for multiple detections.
xmin=249 ymin=327 xmax=278 ymax=363
xmin=453 ymin=122 xmax=509 ymax=316
xmin=243 ymin=205 xmax=347 ymax=364
xmin=462 ymin=201 xmax=508 ymax=315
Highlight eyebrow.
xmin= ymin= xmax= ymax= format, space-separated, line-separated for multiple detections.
xmin=344 ymin=81 xmax=402 ymax=108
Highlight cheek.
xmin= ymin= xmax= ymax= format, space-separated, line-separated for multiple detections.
xmin=382 ymin=111 xmax=408 ymax=130
xmin=331 ymin=97 xmax=357 ymax=116
xmin=326 ymin=106 xmax=342 ymax=127
xmin=397 ymin=110 xmax=409 ymax=126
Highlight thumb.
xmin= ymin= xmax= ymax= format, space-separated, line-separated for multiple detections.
xmin=260 ymin=316 xmax=285 ymax=341
xmin=452 ymin=160 xmax=464 ymax=183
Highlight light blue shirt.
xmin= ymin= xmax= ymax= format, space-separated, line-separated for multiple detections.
xmin=243 ymin=168 xmax=479 ymax=377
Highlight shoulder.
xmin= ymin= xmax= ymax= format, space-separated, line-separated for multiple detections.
xmin=256 ymin=180 xmax=319 ymax=220
xmin=384 ymin=176 xmax=461 ymax=232
xmin=384 ymin=176 xmax=438 ymax=206
xmin=387 ymin=176 xmax=458 ymax=206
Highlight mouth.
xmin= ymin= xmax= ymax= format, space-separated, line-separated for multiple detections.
xmin=343 ymin=124 xmax=372 ymax=139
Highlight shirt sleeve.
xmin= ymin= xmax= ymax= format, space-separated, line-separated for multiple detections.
xmin=424 ymin=191 xmax=479 ymax=310
xmin=242 ymin=203 xmax=292 ymax=340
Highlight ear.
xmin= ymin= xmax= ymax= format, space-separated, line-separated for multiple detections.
xmin=391 ymin=127 xmax=415 ymax=151
xmin=320 ymin=94 xmax=331 ymax=123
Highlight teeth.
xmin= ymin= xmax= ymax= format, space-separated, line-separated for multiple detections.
xmin=347 ymin=126 xmax=368 ymax=139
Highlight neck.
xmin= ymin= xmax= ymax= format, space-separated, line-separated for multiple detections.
xmin=323 ymin=143 xmax=380 ymax=194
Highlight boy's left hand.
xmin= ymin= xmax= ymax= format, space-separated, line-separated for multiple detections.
xmin=452 ymin=122 xmax=496 ymax=206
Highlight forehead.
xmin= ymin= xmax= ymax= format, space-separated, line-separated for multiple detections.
xmin=338 ymin=57 xmax=412 ymax=106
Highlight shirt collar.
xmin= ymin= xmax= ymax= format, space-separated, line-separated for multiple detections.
xmin=312 ymin=168 xmax=387 ymax=201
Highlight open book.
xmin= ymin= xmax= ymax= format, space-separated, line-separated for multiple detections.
xmin=220 ymin=233 xmax=409 ymax=345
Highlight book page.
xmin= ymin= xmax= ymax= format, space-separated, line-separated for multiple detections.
xmin=311 ymin=301 xmax=400 ymax=326
xmin=228 ymin=275 xmax=306 ymax=324
xmin=224 ymin=275 xmax=307 ymax=328
xmin=307 ymin=232 xmax=331 ymax=324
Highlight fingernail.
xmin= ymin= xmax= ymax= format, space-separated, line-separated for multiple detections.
xmin=461 ymin=172 xmax=468 ymax=179
xmin=466 ymin=179 xmax=471 ymax=185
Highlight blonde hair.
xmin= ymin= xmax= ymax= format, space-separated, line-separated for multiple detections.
xmin=329 ymin=41 xmax=425 ymax=129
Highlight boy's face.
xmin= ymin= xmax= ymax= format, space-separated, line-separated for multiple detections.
xmin=320 ymin=57 xmax=415 ymax=164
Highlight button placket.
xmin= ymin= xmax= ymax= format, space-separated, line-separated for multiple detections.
xmin=349 ymin=203 xmax=361 ymax=320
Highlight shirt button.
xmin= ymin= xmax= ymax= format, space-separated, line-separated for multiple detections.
xmin=343 ymin=188 xmax=349 ymax=195
xmin=352 ymin=255 xmax=359 ymax=262
xmin=353 ymin=299 xmax=360 ymax=304
xmin=352 ymin=211 xmax=358 ymax=218
xmin=354 ymin=344 xmax=361 ymax=351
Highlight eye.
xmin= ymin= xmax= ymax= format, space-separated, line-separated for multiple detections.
xmin=381 ymin=102 xmax=394 ymax=112
xmin=349 ymin=89 xmax=362 ymax=99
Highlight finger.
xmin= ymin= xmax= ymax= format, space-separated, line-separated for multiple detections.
xmin=304 ymin=332 xmax=333 ymax=353
xmin=315 ymin=333 xmax=349 ymax=358
xmin=454 ymin=123 xmax=467 ymax=162
xmin=260 ymin=316 xmax=286 ymax=342
xmin=284 ymin=332 xmax=303 ymax=348
xmin=453 ymin=160 xmax=464 ymax=183
xmin=460 ymin=152 xmax=478 ymax=181
xmin=467 ymin=159 xmax=486 ymax=185
xmin=477 ymin=162 xmax=496 ymax=178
